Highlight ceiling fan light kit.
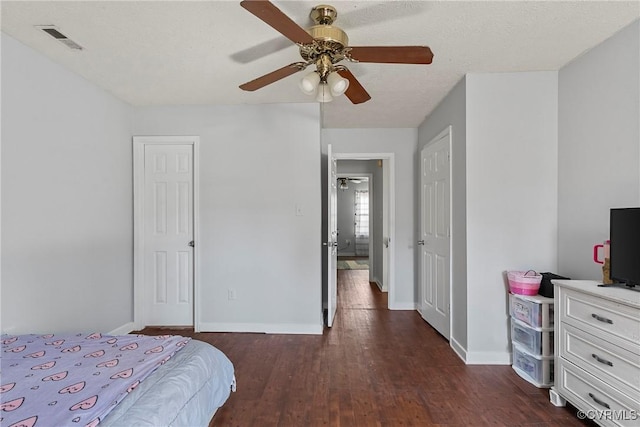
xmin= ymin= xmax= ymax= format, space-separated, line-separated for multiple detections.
xmin=299 ymin=71 xmax=320 ymax=95
xmin=326 ymin=71 xmax=349 ymax=97
xmin=239 ymin=0 xmax=433 ymax=104
xmin=316 ymin=82 xmax=333 ymax=103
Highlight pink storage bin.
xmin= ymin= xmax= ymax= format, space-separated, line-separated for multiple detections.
xmin=508 ymin=270 xmax=542 ymax=295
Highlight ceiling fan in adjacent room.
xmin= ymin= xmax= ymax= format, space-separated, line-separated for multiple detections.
xmin=238 ymin=0 xmax=434 ymax=104
xmin=338 ymin=177 xmax=364 ymax=190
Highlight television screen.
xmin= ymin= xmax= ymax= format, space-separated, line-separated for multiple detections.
xmin=610 ymin=207 xmax=640 ymax=288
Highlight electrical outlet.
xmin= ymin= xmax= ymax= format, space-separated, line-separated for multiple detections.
xmin=228 ymin=289 xmax=237 ymax=300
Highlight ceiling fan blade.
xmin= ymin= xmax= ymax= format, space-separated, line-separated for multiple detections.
xmin=240 ymin=0 xmax=315 ymax=45
xmin=239 ymin=63 xmax=304 ymax=91
xmin=337 ymin=69 xmax=371 ymax=105
xmin=348 ymin=46 xmax=434 ymax=64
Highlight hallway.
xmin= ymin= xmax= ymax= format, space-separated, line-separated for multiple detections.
xmin=337 ymin=269 xmax=384 ymax=310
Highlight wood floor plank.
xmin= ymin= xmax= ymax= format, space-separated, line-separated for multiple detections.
xmin=137 ymin=270 xmax=593 ymax=426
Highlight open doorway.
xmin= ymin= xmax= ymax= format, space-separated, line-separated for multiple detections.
xmin=336 ymin=174 xmax=372 ymax=276
xmin=323 ymin=150 xmax=395 ymax=327
xmin=334 ymin=156 xmax=392 ymax=297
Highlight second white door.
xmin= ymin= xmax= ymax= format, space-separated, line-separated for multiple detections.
xmin=326 ymin=144 xmax=338 ymax=327
xmin=143 ymin=143 xmax=194 ymax=326
xmin=418 ymin=128 xmax=451 ymax=339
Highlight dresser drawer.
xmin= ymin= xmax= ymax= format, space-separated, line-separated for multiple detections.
xmin=561 ymin=323 xmax=640 ymax=398
xmin=556 ymin=359 xmax=640 ymax=426
xmin=560 ymin=288 xmax=640 ymax=352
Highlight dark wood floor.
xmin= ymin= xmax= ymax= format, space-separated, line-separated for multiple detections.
xmin=139 ymin=270 xmax=594 ymax=426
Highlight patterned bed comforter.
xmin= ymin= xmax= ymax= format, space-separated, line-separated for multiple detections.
xmin=1 ymin=333 xmax=190 ymax=427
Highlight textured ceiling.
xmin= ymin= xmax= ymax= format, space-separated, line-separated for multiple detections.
xmin=2 ymin=1 xmax=639 ymax=128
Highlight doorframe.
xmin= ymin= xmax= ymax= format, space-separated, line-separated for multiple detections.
xmin=132 ymin=136 xmax=200 ymax=332
xmin=336 ymin=172 xmax=374 ymax=282
xmin=333 ymin=153 xmax=396 ymax=309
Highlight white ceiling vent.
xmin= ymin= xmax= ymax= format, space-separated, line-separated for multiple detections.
xmin=36 ymin=25 xmax=83 ymax=50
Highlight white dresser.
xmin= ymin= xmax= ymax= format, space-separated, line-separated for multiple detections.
xmin=550 ymin=280 xmax=640 ymax=426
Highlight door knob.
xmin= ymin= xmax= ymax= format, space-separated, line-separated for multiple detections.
xmin=188 ymin=241 xmax=195 ymax=247
xmin=417 ymin=240 xmax=425 ymax=245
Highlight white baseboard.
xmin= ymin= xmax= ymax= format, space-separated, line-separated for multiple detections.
xmin=463 ymin=350 xmax=511 ymax=365
xmin=450 ymin=336 xmax=467 ymax=363
xmin=450 ymin=337 xmax=511 ymax=365
xmin=198 ymin=322 xmax=323 ymax=335
xmin=108 ymin=322 xmax=136 ymax=335
xmin=372 ymin=276 xmax=387 ymax=292
xmin=388 ymin=301 xmax=417 ymax=310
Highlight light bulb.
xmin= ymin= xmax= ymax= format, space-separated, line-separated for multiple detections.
xmin=316 ymin=83 xmax=333 ymax=103
xmin=299 ymin=71 xmax=320 ymax=96
xmin=327 ymin=72 xmax=349 ymax=96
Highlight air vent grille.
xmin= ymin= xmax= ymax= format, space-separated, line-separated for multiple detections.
xmin=36 ymin=25 xmax=83 ymax=50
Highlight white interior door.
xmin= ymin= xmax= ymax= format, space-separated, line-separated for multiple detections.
xmin=418 ymin=129 xmax=451 ymax=339
xmin=327 ymin=144 xmax=338 ymax=327
xmin=382 ymin=158 xmax=390 ymax=292
xmin=143 ymin=144 xmax=194 ymax=326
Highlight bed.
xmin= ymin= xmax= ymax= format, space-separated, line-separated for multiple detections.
xmin=1 ymin=333 xmax=235 ymax=427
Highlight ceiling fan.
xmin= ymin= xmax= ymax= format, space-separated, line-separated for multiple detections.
xmin=238 ymin=0 xmax=434 ymax=104
xmin=340 ymin=177 xmax=363 ymax=183
xmin=338 ymin=177 xmax=365 ymax=190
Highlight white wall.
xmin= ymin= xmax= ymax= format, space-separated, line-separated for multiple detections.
xmin=419 ymin=72 xmax=558 ymax=363
xmin=418 ymin=21 xmax=639 ymax=364
xmin=133 ymin=104 xmax=322 ymax=334
xmin=465 ymin=71 xmax=559 ymax=363
xmin=322 ymin=129 xmax=417 ymax=309
xmin=417 ymin=77 xmax=468 ymax=352
xmin=558 ymin=20 xmax=640 ymax=280
xmin=1 ymin=33 xmax=322 ymax=336
xmin=1 ymin=34 xmax=134 ymax=334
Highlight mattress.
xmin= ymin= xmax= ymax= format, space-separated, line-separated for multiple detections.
xmin=1 ymin=335 xmax=235 ymax=427
xmin=101 ymin=339 xmax=235 ymax=427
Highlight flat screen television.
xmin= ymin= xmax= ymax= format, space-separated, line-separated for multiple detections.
xmin=609 ymin=207 xmax=640 ymax=290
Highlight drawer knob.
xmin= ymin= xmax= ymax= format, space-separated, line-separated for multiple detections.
xmin=591 ymin=313 xmax=613 ymax=324
xmin=588 ymin=392 xmax=611 ymax=409
xmin=591 ymin=353 xmax=614 ymax=367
